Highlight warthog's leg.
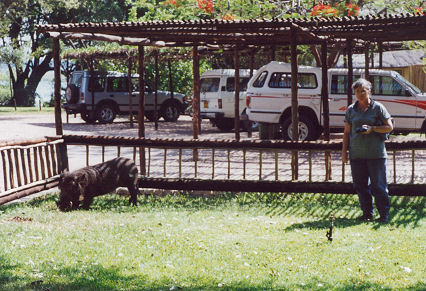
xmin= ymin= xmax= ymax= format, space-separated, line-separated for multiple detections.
xmin=128 ymin=185 xmax=138 ymax=206
xmin=81 ymin=196 xmax=94 ymax=210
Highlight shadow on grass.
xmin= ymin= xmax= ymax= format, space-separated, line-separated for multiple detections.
xmin=283 ymin=195 xmax=425 ymax=231
xmin=2 ymin=192 xmax=424 ymax=230
xmin=1 ymin=256 xmax=425 ymax=291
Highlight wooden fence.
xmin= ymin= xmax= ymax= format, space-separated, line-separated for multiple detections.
xmin=0 ymin=137 xmax=67 ymax=205
xmin=63 ymin=135 xmax=426 ymax=196
xmin=1 ymin=134 xmax=424 ymax=206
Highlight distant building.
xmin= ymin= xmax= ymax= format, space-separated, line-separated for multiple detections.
xmin=336 ymin=49 xmax=425 ymax=92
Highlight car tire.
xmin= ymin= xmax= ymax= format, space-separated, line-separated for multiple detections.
xmin=97 ymin=103 xmax=116 ymax=124
xmin=161 ymin=101 xmax=180 ymax=122
xmin=81 ymin=112 xmax=97 ymax=124
xmin=281 ymin=115 xmax=320 ymax=141
xmin=65 ymin=84 xmax=79 ymax=104
xmin=145 ymin=111 xmax=159 ymax=122
xmin=215 ymin=117 xmax=235 ymax=132
xmin=241 ymin=120 xmax=259 ymax=132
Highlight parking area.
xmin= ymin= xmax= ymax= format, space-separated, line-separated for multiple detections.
xmin=0 ymin=112 xmax=258 ymax=141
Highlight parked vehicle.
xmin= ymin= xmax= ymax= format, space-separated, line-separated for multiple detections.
xmin=199 ymin=69 xmax=255 ymax=131
xmin=63 ymin=71 xmax=188 ymax=123
xmin=246 ymin=61 xmax=426 ymax=140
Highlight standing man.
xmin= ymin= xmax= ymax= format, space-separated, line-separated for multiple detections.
xmin=342 ymin=78 xmax=393 ymax=223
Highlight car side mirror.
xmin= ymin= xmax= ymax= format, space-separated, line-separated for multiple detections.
xmin=221 ymin=86 xmax=226 ymax=91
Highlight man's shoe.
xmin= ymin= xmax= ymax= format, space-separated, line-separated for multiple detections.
xmin=376 ymin=215 xmax=389 ymax=223
xmin=356 ymin=214 xmax=373 ymax=221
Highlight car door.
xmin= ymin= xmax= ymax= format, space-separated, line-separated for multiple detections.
xmin=328 ymin=74 xmax=361 ymax=128
xmin=369 ymin=74 xmax=417 ymax=130
xmin=200 ymin=76 xmax=221 ymax=116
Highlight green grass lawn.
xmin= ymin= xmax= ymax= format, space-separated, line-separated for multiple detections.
xmin=0 ymin=106 xmax=54 ymax=115
xmin=0 ymin=193 xmax=424 ymax=290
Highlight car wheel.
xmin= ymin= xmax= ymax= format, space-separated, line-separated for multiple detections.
xmin=145 ymin=111 xmax=159 ymax=122
xmin=161 ymin=101 xmax=180 ymax=122
xmin=241 ymin=120 xmax=259 ymax=132
xmin=80 ymin=112 xmax=97 ymax=124
xmin=65 ymin=84 xmax=79 ymax=104
xmin=281 ymin=115 xmax=320 ymax=141
xmin=215 ymin=117 xmax=235 ymax=132
xmin=97 ymin=104 xmax=116 ymax=124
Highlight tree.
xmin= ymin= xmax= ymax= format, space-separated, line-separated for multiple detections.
xmin=0 ymin=0 xmax=131 ymax=106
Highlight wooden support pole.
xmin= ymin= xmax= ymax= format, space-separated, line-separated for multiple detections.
xmin=364 ymin=43 xmax=370 ymax=81
xmin=138 ymin=45 xmax=146 ymax=138
xmin=321 ymin=41 xmax=330 ymax=141
xmin=234 ymin=47 xmax=240 ymax=141
xmin=346 ymin=39 xmax=353 ymax=106
xmin=192 ymin=46 xmax=200 ymax=140
xmin=290 ymin=28 xmax=299 ymax=141
xmin=138 ymin=45 xmax=146 ymax=175
xmin=378 ymin=42 xmax=383 ymax=69
xmin=168 ymin=59 xmax=174 ymax=99
xmin=89 ymin=63 xmax=96 ymax=120
xmin=53 ymin=39 xmax=63 ymax=136
xmin=154 ymin=50 xmax=159 ymax=130
xmin=127 ymin=58 xmax=134 ymax=128
xmin=247 ymin=48 xmax=256 ymax=138
xmin=53 ymin=38 xmax=68 ymax=172
xmin=290 ymin=27 xmax=299 ymax=180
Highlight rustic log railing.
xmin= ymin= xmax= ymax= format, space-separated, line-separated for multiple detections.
xmin=0 ymin=137 xmax=66 ymax=205
xmin=62 ymin=135 xmax=426 ymax=196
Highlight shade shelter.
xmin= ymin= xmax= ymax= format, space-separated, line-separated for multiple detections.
xmin=38 ymin=14 xmax=426 ymax=143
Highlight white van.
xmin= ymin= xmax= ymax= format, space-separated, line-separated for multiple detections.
xmin=200 ymin=69 xmax=253 ymax=131
xmin=246 ymin=61 xmax=426 ymax=140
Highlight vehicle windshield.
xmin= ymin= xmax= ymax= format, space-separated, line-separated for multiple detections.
xmin=394 ymin=72 xmax=422 ymax=94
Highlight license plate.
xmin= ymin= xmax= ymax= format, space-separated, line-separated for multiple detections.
xmin=203 ymin=101 xmax=208 ymax=108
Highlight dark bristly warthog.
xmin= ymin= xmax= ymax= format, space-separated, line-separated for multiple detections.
xmin=57 ymin=157 xmax=139 ymax=211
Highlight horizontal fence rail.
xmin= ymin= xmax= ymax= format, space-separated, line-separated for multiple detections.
xmin=0 ymin=137 xmax=65 ymax=205
xmin=62 ymin=134 xmax=426 ymax=196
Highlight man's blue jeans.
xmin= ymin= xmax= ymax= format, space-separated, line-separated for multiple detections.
xmin=350 ymin=158 xmax=390 ymax=217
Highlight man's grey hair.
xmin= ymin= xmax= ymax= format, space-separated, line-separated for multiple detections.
xmin=352 ymin=78 xmax=372 ymax=91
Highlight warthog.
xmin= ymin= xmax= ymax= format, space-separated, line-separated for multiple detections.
xmin=57 ymin=157 xmax=139 ymax=211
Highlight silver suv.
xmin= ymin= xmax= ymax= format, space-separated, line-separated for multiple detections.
xmin=63 ymin=71 xmax=188 ymax=123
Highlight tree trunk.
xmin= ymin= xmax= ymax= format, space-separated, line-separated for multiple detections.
xmin=12 ymin=54 xmax=53 ymax=106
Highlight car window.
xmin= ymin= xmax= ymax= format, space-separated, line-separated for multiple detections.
xmin=268 ymin=73 xmax=318 ymax=89
xmin=252 ymin=71 xmax=268 ymax=88
xmin=130 ymin=78 xmax=152 ymax=92
xmin=107 ymin=77 xmax=128 ymax=92
xmin=394 ymin=73 xmax=421 ymax=94
xmin=70 ymin=74 xmax=83 ymax=88
xmin=200 ymin=78 xmax=220 ymax=92
xmin=330 ymin=75 xmax=361 ymax=94
xmin=226 ymin=77 xmax=250 ymax=92
xmin=370 ymin=75 xmax=405 ymax=96
xmin=88 ymin=77 xmax=105 ymax=92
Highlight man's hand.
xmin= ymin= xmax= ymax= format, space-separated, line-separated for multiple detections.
xmin=342 ymin=151 xmax=349 ymax=164
xmin=360 ymin=124 xmax=374 ymax=134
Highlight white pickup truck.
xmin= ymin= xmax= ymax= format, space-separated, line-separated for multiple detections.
xmin=246 ymin=61 xmax=425 ymax=140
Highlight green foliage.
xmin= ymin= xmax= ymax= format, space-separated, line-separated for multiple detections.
xmin=0 ymin=193 xmax=424 ymax=290
xmin=361 ymin=0 xmax=425 ymax=15
xmin=128 ymin=0 xmax=313 ymax=22
xmin=0 ymin=71 xmax=11 ymax=104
